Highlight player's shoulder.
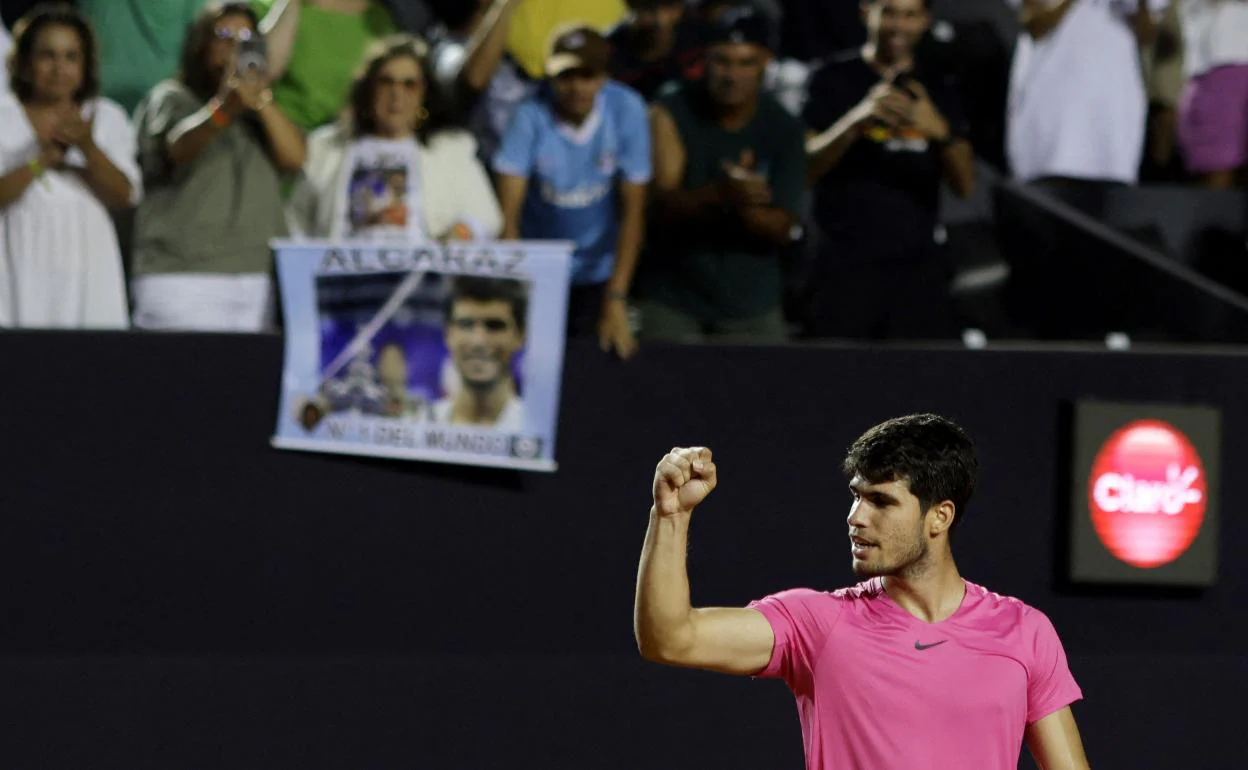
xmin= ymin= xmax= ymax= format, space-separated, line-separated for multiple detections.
xmin=761 ymin=578 xmax=889 ymax=608
xmin=963 ymin=581 xmax=1058 ymax=630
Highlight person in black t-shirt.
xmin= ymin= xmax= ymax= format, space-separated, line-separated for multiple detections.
xmin=802 ymin=0 xmax=974 ymax=341
xmin=608 ymin=0 xmax=709 ymax=102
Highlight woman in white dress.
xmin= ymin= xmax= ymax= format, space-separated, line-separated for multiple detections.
xmin=288 ymin=34 xmax=502 ymax=243
xmin=0 ymin=5 xmax=140 ymax=328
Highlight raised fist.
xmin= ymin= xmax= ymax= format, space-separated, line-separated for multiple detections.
xmin=652 ymin=447 xmax=717 ymax=518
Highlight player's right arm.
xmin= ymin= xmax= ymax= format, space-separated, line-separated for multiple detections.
xmin=634 ymin=447 xmax=776 ymax=676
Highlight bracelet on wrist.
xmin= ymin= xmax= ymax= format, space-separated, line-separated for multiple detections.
xmin=209 ymin=101 xmax=232 ymax=128
xmin=27 ymin=158 xmax=44 ymax=177
xmin=604 ymin=289 xmax=628 ymax=302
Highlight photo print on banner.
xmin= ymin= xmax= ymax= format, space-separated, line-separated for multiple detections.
xmin=271 ymin=239 xmax=573 ymax=471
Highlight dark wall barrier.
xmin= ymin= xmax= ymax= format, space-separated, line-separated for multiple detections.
xmin=0 ymin=333 xmax=1245 ymax=768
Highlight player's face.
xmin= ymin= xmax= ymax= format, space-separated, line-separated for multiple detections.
xmin=705 ymin=43 xmax=767 ymax=108
xmin=27 ymin=23 xmax=85 ymax=102
xmin=551 ymin=69 xmax=606 ymax=123
xmin=372 ymin=54 xmax=427 ymax=138
xmin=445 ymin=299 xmax=524 ymax=390
xmin=846 ymin=475 xmax=930 ymax=578
xmin=862 ymin=0 xmax=929 ymax=63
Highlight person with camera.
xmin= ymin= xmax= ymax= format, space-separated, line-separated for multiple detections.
xmin=130 ymin=2 xmax=305 ymax=331
xmin=802 ymin=0 xmax=974 ymax=341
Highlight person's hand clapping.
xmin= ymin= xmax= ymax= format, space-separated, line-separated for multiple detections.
xmin=719 ymin=149 xmax=772 ymax=208
xmin=51 ymin=105 xmax=95 ymax=151
xmin=853 ymin=77 xmax=913 ymax=129
xmin=652 ymin=447 xmax=717 ymax=518
xmin=904 ymin=80 xmax=950 ymax=142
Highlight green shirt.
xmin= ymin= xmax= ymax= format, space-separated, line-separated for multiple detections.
xmin=131 ymin=80 xmax=288 ymax=276
xmin=634 ymin=82 xmax=807 ymax=322
xmin=78 ymin=0 xmax=209 ymax=114
xmin=252 ymin=0 xmax=398 ymax=131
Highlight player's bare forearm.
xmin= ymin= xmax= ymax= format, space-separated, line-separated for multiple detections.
xmin=635 ymin=509 xmax=696 ymax=662
xmin=1026 ymin=707 xmax=1091 ymax=770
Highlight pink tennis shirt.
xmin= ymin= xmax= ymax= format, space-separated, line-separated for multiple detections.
xmin=748 ymin=578 xmax=1082 ymax=770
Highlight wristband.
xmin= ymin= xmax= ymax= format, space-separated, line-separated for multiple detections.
xmin=605 ymin=289 xmax=628 ymax=302
xmin=27 ymin=158 xmax=44 ymax=177
xmin=209 ymin=101 xmax=232 ymax=128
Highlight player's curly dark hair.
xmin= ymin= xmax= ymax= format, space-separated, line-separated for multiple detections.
xmin=842 ymin=413 xmax=978 ymax=530
xmin=445 ymin=276 xmax=529 ymax=333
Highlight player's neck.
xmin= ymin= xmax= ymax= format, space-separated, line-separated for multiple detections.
xmin=453 ymin=380 xmax=515 ymax=424
xmin=881 ymin=559 xmax=964 ymax=624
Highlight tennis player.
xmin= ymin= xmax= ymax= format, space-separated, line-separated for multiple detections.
xmin=634 ymin=413 xmax=1089 ymax=769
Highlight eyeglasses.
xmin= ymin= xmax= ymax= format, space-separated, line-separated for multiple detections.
xmin=214 ymin=27 xmax=254 ymax=42
xmin=452 ymin=318 xmax=512 ymax=332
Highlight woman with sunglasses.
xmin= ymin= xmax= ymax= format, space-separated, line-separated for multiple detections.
xmin=289 ymin=34 xmax=501 ymax=244
xmin=0 ymin=3 xmax=140 ymax=328
xmin=129 ymin=2 xmax=305 ymax=331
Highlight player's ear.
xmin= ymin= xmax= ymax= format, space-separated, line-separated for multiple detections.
xmin=928 ymin=500 xmax=955 ymax=536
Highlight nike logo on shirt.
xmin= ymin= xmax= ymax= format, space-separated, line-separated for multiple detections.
xmin=914 ymin=640 xmax=948 ymax=651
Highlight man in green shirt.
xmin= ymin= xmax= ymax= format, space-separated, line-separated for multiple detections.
xmin=253 ymin=0 xmax=399 ymax=131
xmin=635 ymin=6 xmax=804 ymax=343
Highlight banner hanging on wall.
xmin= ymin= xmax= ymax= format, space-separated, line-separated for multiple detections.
xmin=271 ymin=239 xmax=572 ymax=472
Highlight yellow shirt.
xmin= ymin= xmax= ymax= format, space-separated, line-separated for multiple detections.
xmin=505 ymin=0 xmax=628 ymax=79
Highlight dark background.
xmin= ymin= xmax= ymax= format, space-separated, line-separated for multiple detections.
xmin=1 ymin=332 xmax=1244 ymax=768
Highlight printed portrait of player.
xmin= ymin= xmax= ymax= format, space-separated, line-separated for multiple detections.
xmin=433 ymin=276 xmax=528 ymax=431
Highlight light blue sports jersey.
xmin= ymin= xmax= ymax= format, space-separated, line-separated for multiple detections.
xmin=492 ymin=79 xmax=651 ymax=285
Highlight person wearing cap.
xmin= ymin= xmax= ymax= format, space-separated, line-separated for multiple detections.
xmin=633 ymin=6 xmax=806 ymax=342
xmin=802 ymin=0 xmax=974 ymax=341
xmin=493 ymin=26 xmax=651 ymax=360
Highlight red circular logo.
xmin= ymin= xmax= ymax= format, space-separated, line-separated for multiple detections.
xmin=1088 ymin=420 xmax=1206 ymax=568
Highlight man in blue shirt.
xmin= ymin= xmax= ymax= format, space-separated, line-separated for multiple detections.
xmin=493 ymin=26 xmax=650 ymax=360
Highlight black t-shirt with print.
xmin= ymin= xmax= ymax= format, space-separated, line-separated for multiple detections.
xmin=804 ymin=51 xmax=968 ymax=263
xmin=608 ymin=19 xmax=709 ymax=102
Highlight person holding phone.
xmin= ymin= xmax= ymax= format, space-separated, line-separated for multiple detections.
xmin=0 ymin=3 xmax=140 ymax=328
xmin=802 ymin=0 xmax=975 ymax=341
xmin=130 ymin=1 xmax=305 ymax=331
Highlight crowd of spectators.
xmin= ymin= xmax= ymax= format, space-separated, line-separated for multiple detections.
xmin=0 ymin=0 xmax=1245 ymax=347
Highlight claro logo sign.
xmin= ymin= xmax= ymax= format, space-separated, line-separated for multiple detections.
xmin=1087 ymin=420 xmax=1206 ymax=568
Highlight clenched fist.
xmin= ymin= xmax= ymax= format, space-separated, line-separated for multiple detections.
xmin=653 ymin=447 xmax=717 ymax=518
